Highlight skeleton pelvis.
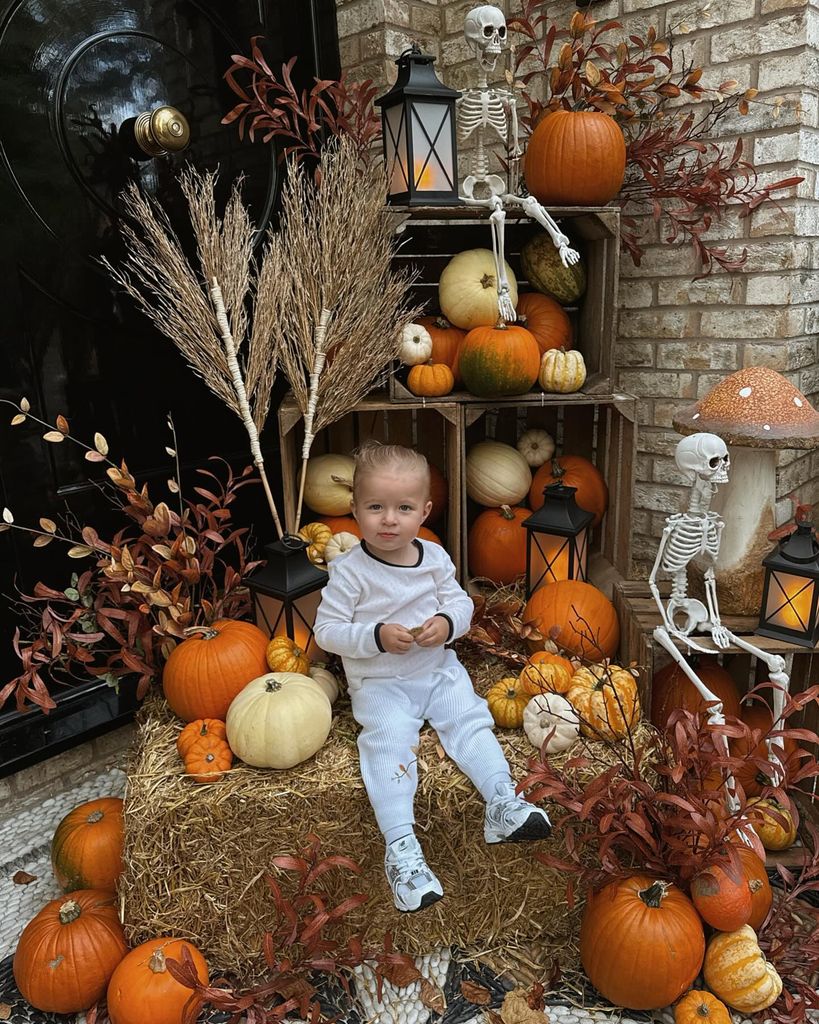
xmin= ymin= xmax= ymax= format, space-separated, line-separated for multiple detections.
xmin=667 ymin=597 xmax=710 ymax=634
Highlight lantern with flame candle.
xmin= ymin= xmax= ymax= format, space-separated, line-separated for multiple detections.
xmin=375 ymin=44 xmax=461 ymax=206
xmin=247 ymin=536 xmax=327 ymax=659
xmin=522 ymin=484 xmax=594 ymax=598
xmin=757 ymin=520 xmax=819 ymax=647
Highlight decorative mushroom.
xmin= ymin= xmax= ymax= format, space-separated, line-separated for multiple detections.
xmin=673 ymin=366 xmax=819 ymax=615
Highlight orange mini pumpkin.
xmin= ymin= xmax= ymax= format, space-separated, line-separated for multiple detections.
xmin=690 ymin=862 xmax=753 ymax=931
xmin=418 ymin=315 xmax=465 ymax=380
xmin=266 ymin=635 xmax=310 ymax=674
xmin=407 ymin=362 xmax=455 ymax=397
xmin=487 ymin=677 xmax=530 ymax=728
xmin=176 ymin=718 xmax=227 ymax=759
xmin=183 ymin=734 xmax=233 ymax=784
xmin=516 ymin=292 xmax=572 ymax=354
xmin=51 ymin=797 xmax=124 ymax=894
xmin=519 ymin=657 xmax=574 ymax=697
xmin=675 ymin=991 xmax=732 ymax=1024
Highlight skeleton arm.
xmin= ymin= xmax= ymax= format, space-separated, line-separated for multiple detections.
xmin=648 ymin=523 xmax=676 ymax=632
xmin=505 ymin=194 xmax=581 ymax=267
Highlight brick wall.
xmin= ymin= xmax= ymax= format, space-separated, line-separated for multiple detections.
xmin=336 ymin=0 xmax=819 ymax=577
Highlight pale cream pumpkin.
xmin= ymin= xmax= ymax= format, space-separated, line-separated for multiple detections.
xmin=703 ymin=925 xmax=783 ymax=1014
xmin=324 ymin=531 xmax=360 ymax=562
xmin=516 ymin=428 xmax=556 ymax=468
xmin=465 ymin=441 xmax=532 ymax=507
xmin=523 ymin=693 xmax=580 ymax=753
xmin=309 ymin=666 xmax=340 ymax=705
xmin=539 ymin=348 xmax=587 ymax=394
xmin=439 ymin=249 xmax=519 ymax=330
xmin=398 ymin=323 xmax=433 ymax=366
xmin=304 ymin=454 xmax=355 ymax=516
xmin=226 ymin=672 xmax=332 ymax=769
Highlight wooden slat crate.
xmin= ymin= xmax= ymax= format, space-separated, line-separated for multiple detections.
xmin=277 ymin=394 xmax=462 ymax=571
xmin=462 ymin=392 xmax=637 ymax=589
xmin=388 ymin=204 xmax=620 ymax=403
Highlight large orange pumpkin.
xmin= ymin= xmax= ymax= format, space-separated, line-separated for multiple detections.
xmin=458 ymin=323 xmax=540 ymax=398
xmin=516 ymin=292 xmax=572 ymax=354
xmin=732 ymin=699 xmax=798 ymax=797
xmin=580 ymin=875 xmax=705 ymax=1010
xmin=523 ymin=580 xmax=619 ymax=660
xmin=107 ymin=938 xmax=209 ymax=1024
xmin=418 ymin=315 xmax=465 ymax=382
xmin=14 ymin=890 xmax=128 ymax=1014
xmin=162 ymin=619 xmax=269 ymax=722
xmin=529 ymin=455 xmax=608 ymax=528
xmin=468 ymin=505 xmax=529 ymax=584
xmin=524 ymin=109 xmax=627 ymax=206
xmin=650 ymin=656 xmax=742 ymax=732
xmin=51 ymin=797 xmax=124 ymax=894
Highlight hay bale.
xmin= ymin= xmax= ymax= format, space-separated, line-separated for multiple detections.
xmin=122 ymin=690 xmax=587 ymax=981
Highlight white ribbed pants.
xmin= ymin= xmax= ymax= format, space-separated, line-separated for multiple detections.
xmin=349 ymin=652 xmax=512 ymax=837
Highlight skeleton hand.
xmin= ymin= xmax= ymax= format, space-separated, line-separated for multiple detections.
xmin=710 ymin=624 xmax=731 ymax=649
xmin=558 ymin=244 xmax=581 ymax=268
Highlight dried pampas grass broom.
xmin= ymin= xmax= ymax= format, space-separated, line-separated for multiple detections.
xmin=273 ymin=137 xmax=421 ymax=531
xmin=102 ymin=170 xmax=286 ymax=539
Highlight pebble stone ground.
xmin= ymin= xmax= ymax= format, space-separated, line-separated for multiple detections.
xmin=0 ymin=743 xmax=787 ymax=1024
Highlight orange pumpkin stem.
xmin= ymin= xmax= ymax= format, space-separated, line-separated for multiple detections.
xmin=550 ymin=458 xmax=565 ymax=479
xmin=183 ymin=625 xmax=219 ymax=640
xmin=696 ymin=1004 xmax=711 ymax=1018
xmin=638 ymin=880 xmax=670 ymax=908
xmin=59 ymin=899 xmax=82 ymax=925
xmin=149 ymin=948 xmax=168 ymax=973
xmin=86 ymin=810 xmax=105 ymax=823
xmin=499 ymin=505 xmax=515 ymax=520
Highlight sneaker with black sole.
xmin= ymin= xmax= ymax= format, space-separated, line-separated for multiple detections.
xmin=484 ymin=781 xmax=552 ymax=844
xmin=384 ymin=834 xmax=444 ymax=912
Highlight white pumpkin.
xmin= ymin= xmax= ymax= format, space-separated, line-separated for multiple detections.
xmin=398 ymin=323 xmax=434 ymax=366
xmin=539 ymin=348 xmax=587 ymax=394
xmin=324 ymin=531 xmax=360 ymax=562
xmin=304 ymin=453 xmax=355 ymax=515
xmin=439 ymin=248 xmax=519 ymax=330
xmin=516 ymin=428 xmax=556 ymax=468
xmin=226 ymin=672 xmax=332 ymax=769
xmin=309 ymin=665 xmax=340 ymax=704
xmin=465 ymin=441 xmax=532 ymax=507
xmin=523 ymin=694 xmax=580 ymax=753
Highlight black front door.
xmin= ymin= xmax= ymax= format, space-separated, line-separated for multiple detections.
xmin=0 ymin=0 xmax=340 ymax=771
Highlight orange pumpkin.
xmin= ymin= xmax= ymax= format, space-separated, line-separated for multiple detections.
xmin=690 ymin=862 xmax=753 ymax=931
xmin=427 ymin=463 xmax=448 ymax=525
xmin=51 ymin=797 xmax=124 ymax=894
xmin=107 ymin=938 xmax=209 ymax=1024
xmin=317 ymin=515 xmax=363 ymax=537
xmin=14 ymin=890 xmax=128 ymax=1014
xmin=407 ymin=362 xmax=455 ymax=397
xmin=266 ymin=635 xmax=310 ymax=674
xmin=529 ymin=650 xmax=576 ymax=676
xmin=523 ymin=581 xmax=619 ymax=660
xmin=162 ymin=619 xmax=269 ymax=722
xmin=675 ymin=991 xmax=732 ymax=1024
xmin=734 ymin=845 xmax=773 ymax=931
xmin=183 ymin=734 xmax=233 ymax=784
xmin=176 ymin=718 xmax=227 ymax=759
xmin=467 ymin=505 xmax=529 ymax=584
xmin=516 ymin=292 xmax=572 ymax=354
xmin=529 ymin=455 xmax=608 ymax=528
xmin=458 ymin=323 xmax=541 ymax=398
xmin=732 ymin=699 xmax=798 ymax=797
xmin=524 ymin=109 xmax=627 ymax=206
xmin=519 ymin=657 xmax=574 ymax=697
xmin=580 ymin=875 xmax=705 ymax=1010
xmin=418 ymin=315 xmax=466 ymax=381
xmin=650 ymin=656 xmax=742 ymax=732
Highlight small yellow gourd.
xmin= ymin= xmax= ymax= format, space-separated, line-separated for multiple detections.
xmin=298 ymin=522 xmax=333 ymax=565
xmin=746 ymin=797 xmax=798 ymax=851
xmin=703 ymin=925 xmax=783 ymax=1013
xmin=304 ymin=454 xmax=355 ymax=516
xmin=487 ymin=677 xmax=530 ymax=729
xmin=567 ymin=663 xmax=640 ymax=740
xmin=265 ymin=636 xmax=310 ymax=675
xmin=539 ymin=347 xmax=587 ymax=394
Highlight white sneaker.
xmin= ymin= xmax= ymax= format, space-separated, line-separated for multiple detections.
xmin=484 ymin=781 xmax=552 ymax=844
xmin=384 ymin=835 xmax=444 ymax=913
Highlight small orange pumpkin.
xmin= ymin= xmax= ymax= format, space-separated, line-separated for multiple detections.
xmin=176 ymin=718 xmax=227 ymax=759
xmin=690 ymin=861 xmax=752 ymax=931
xmin=467 ymin=504 xmax=529 ymax=585
xmin=674 ymin=991 xmax=732 ymax=1024
xmin=519 ymin=657 xmax=574 ymax=697
xmin=51 ymin=797 xmax=124 ymax=894
xmin=107 ymin=938 xmax=209 ymax=1024
xmin=407 ymin=362 xmax=455 ymax=397
xmin=516 ymin=292 xmax=572 ymax=354
xmin=266 ymin=635 xmax=310 ymax=674
xmin=183 ymin=734 xmax=233 ymax=784
xmin=418 ymin=315 xmax=466 ymax=381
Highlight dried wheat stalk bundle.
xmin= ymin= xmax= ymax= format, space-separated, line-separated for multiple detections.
xmin=103 ymin=170 xmax=286 ymax=538
xmin=273 ymin=137 xmax=421 ymax=530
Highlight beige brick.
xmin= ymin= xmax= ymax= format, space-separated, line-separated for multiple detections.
xmin=778 ymin=451 xmax=815 ymax=493
xmin=656 ymin=276 xmax=743 ymax=306
xmin=742 ymin=342 xmax=791 ymax=370
xmin=754 ymin=131 xmax=801 ymax=165
xmin=338 ymin=34 xmax=361 ymax=68
xmin=745 ymin=273 xmax=796 ymax=305
xmin=619 ymin=310 xmax=697 ymax=339
xmin=788 ymin=337 xmax=818 ymax=368
xmin=796 ymin=204 xmax=819 ymax=235
xmin=654 ymin=400 xmax=687 ymax=429
xmin=673 ymin=0 xmax=756 ymax=35
xmin=805 ymin=304 xmax=819 ymax=334
xmin=711 ymin=13 xmax=805 ymax=63
xmin=759 ymin=50 xmax=819 ymax=91
xmin=623 ymin=0 xmax=667 ymax=12
xmin=635 ymin=453 xmax=653 ymax=481
xmin=634 ymin=399 xmax=655 ymax=426
xmin=762 ymin=0 xmax=810 ymax=11
xmin=635 ymin=483 xmax=687 ymax=514
xmin=740 ymin=239 xmax=813 ymax=271
xmin=700 ymin=306 xmax=805 ymax=338
xmin=336 ymin=0 xmax=384 ymax=38
xmin=631 ymin=509 xmax=652 ymax=534
xmin=408 ymin=3 xmax=440 ymax=34
xmin=621 ymin=245 xmax=698 ymax=278
xmin=799 ymin=367 xmax=819 ymax=396
xmin=653 ymin=457 xmax=690 ymax=487
xmin=618 ymin=370 xmax=696 ymax=398
xmin=617 ymin=340 xmax=655 ymax=367
xmin=444 ymin=2 xmax=475 ymax=35
xmin=640 ymin=428 xmax=687 ymax=455
xmin=656 ymin=341 xmax=740 ymax=371
xmin=696 ymin=371 xmax=738 ymax=398
xmin=384 ymin=0 xmax=411 ymax=26
xmin=619 ymin=279 xmax=654 ymax=308
xmin=0 ymin=774 xmax=15 ymax=801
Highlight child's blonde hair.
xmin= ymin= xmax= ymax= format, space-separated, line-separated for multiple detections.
xmin=352 ymin=442 xmax=430 ymax=497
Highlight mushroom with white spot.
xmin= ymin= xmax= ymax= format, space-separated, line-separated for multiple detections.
xmin=673 ymin=366 xmax=819 ymax=614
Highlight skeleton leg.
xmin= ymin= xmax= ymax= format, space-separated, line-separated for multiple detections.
xmin=505 ymin=194 xmax=580 ymax=268
xmin=488 ymin=198 xmax=517 ymax=323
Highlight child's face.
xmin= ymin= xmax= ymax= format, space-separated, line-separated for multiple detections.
xmin=352 ymin=469 xmax=432 ymax=559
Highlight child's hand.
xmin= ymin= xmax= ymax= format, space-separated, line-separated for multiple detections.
xmin=412 ymin=616 xmax=449 ymax=648
xmin=379 ymin=623 xmax=415 ymax=654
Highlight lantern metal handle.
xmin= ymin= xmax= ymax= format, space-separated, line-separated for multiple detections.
xmin=133 ymin=106 xmax=191 ymax=157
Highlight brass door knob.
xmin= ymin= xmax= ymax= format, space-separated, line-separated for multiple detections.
xmin=133 ymin=105 xmax=191 ymax=156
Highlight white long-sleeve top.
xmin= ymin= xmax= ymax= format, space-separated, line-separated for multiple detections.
xmin=313 ymin=540 xmax=475 ymax=689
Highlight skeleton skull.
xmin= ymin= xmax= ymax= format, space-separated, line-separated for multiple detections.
xmin=464 ymin=5 xmax=508 ymax=71
xmin=675 ymin=433 xmax=730 ymax=484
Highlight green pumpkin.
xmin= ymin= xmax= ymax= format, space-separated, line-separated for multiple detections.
xmin=521 ymin=232 xmax=586 ymax=305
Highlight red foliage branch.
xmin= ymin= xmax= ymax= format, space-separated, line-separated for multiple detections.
xmin=0 ymin=399 xmax=260 ymax=714
xmin=508 ymin=4 xmax=803 ymax=272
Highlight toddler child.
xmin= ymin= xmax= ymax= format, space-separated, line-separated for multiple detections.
xmin=314 ymin=442 xmax=551 ymax=913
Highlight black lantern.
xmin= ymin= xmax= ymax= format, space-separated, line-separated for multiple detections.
xmin=375 ymin=44 xmax=461 ymax=206
xmin=247 ymin=536 xmax=327 ymax=659
xmin=757 ymin=521 xmax=819 ymax=647
xmin=522 ymin=484 xmax=594 ymax=598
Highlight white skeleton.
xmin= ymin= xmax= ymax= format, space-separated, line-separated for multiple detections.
xmin=648 ymin=433 xmax=791 ymax=805
xmin=458 ymin=6 xmax=580 ymax=323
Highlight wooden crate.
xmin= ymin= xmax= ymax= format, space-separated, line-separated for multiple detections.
xmin=462 ymin=392 xmax=636 ymax=590
xmin=277 ymin=394 xmax=462 ymax=570
xmin=388 ymin=203 xmax=620 ymax=403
